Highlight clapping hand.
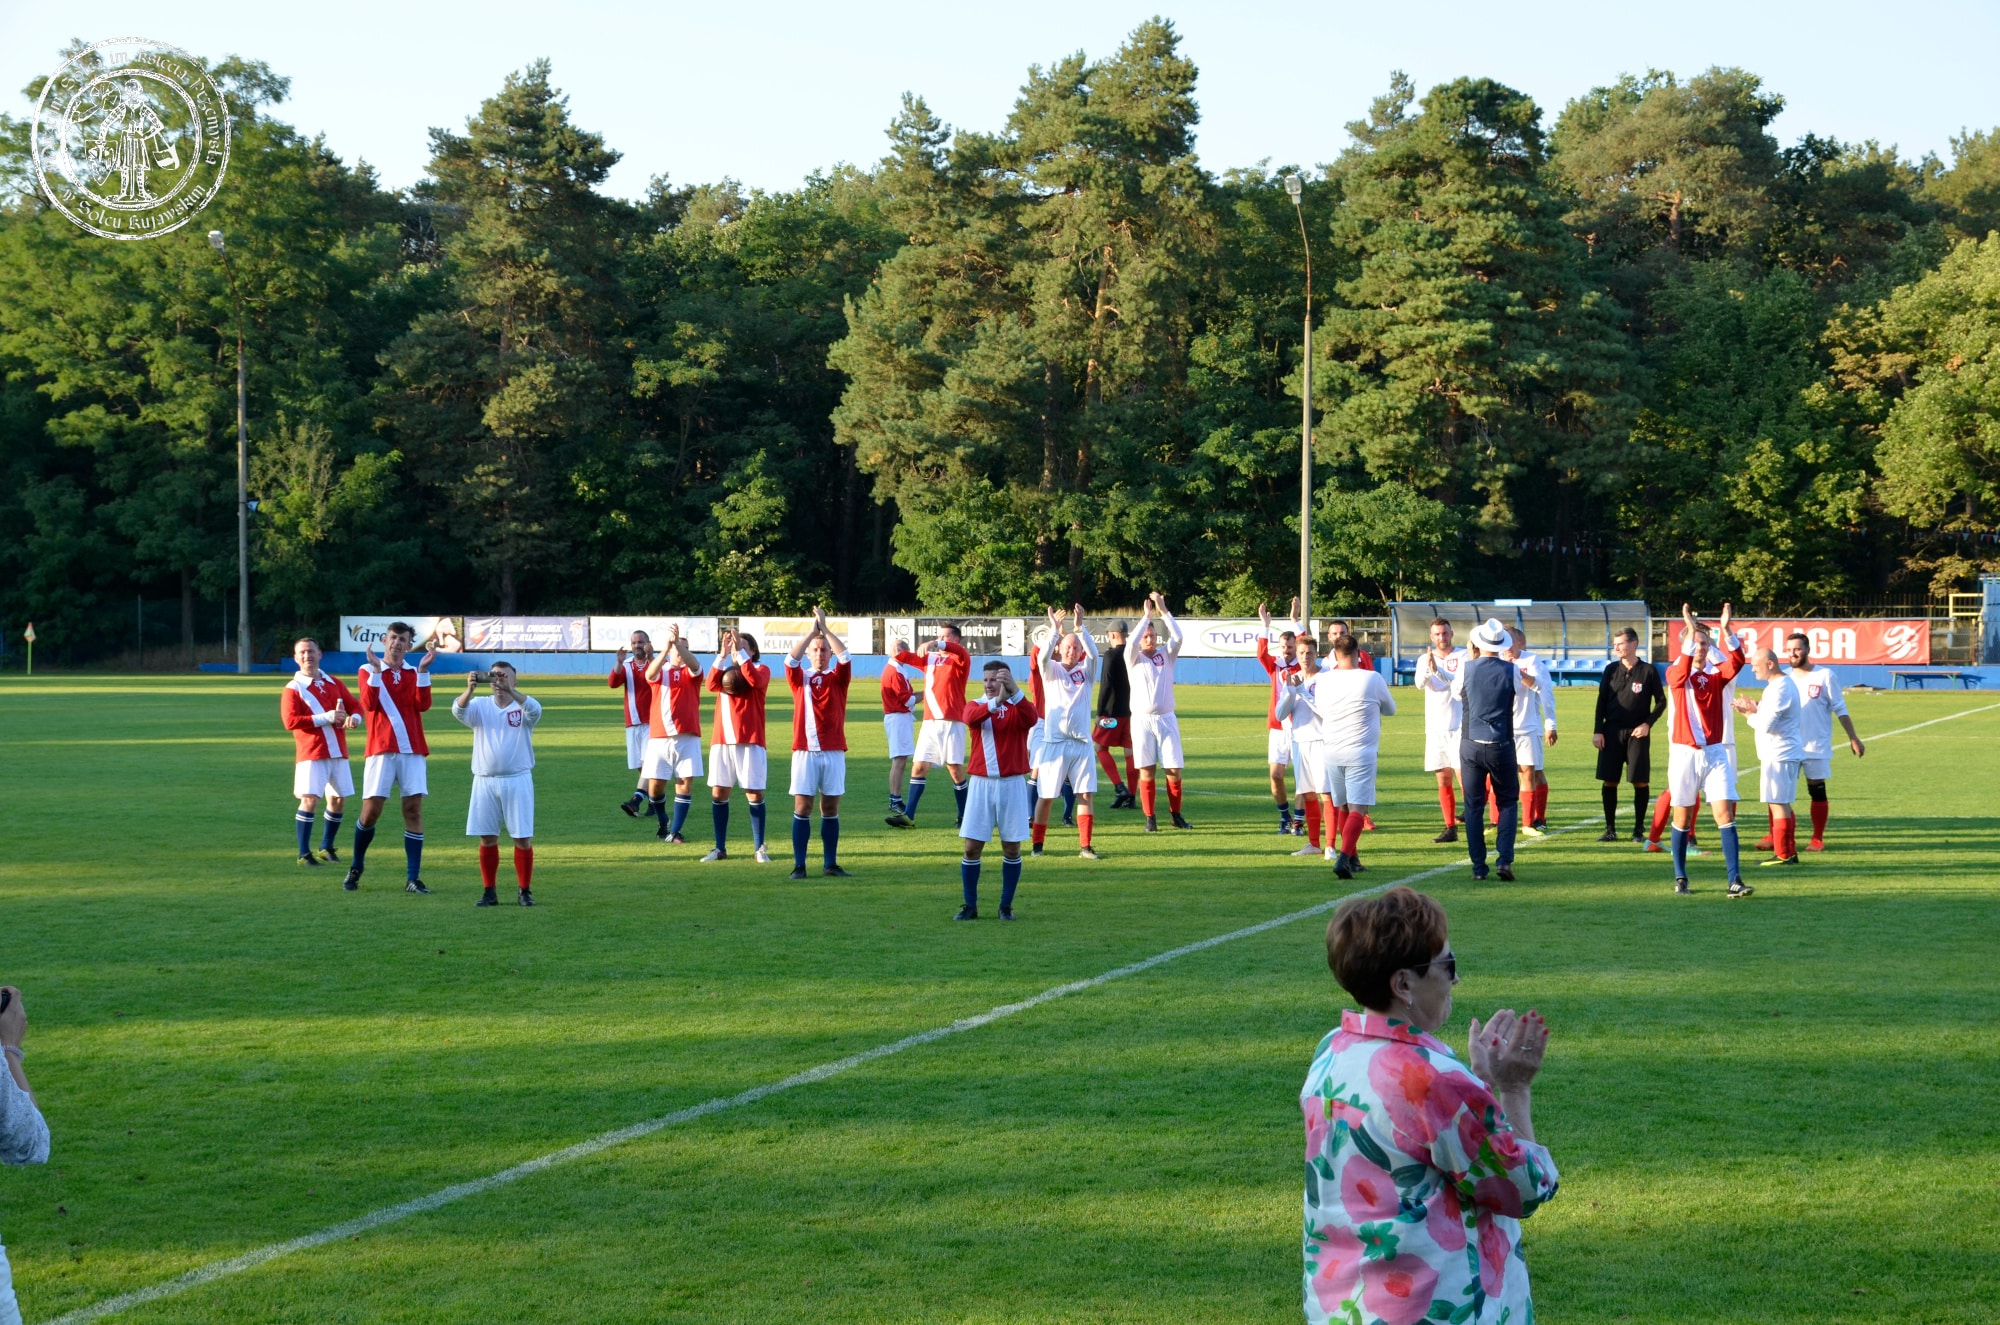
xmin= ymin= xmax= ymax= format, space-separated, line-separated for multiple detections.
xmin=417 ymin=640 xmax=437 ymax=672
xmin=364 ymin=639 xmax=379 ymax=670
xmin=1257 ymin=601 xmax=1272 ymax=628
xmin=1468 ymin=1009 xmax=1547 ymax=1089
xmin=1730 ymin=693 xmax=1758 ymax=714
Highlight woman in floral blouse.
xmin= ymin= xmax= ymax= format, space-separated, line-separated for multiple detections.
xmin=1300 ymin=887 xmax=1557 ymax=1325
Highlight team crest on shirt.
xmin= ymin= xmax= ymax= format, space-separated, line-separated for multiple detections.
xmin=1807 ymin=682 xmax=1824 ymax=698
xmin=506 ymin=708 xmax=523 ymax=727
xmin=811 ymin=674 xmax=824 ymax=689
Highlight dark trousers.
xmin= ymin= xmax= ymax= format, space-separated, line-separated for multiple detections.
xmin=1461 ymin=739 xmax=1519 ymax=870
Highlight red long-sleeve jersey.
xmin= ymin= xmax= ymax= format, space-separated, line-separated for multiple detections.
xmin=357 ymin=664 xmax=432 ymax=756
xmin=609 ymin=658 xmax=654 ymax=726
xmin=1665 ymin=639 xmax=1746 ymax=748
xmin=880 ymin=660 xmax=916 ymax=715
xmin=963 ymin=693 xmax=1040 ymax=777
xmin=646 ymin=664 xmax=704 ymax=741
xmin=282 ymin=672 xmax=356 ymax=761
xmin=706 ymin=651 xmax=771 ymax=747
xmin=1255 ymin=633 xmax=1301 ymax=731
xmin=895 ymin=640 xmax=970 ymax=722
xmin=787 ymin=656 xmax=851 ymax=752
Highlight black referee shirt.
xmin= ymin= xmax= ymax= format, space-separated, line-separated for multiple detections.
xmin=1595 ymin=658 xmax=1667 ymax=734
xmin=1098 ymin=648 xmax=1131 ymax=719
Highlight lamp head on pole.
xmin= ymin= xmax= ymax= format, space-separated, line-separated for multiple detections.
xmin=1284 ymin=174 xmax=1303 ymax=203
xmin=206 ymin=229 xmax=225 ymax=252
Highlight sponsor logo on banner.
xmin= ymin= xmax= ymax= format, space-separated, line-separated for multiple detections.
xmin=1729 ymin=619 xmax=1930 ymax=666
xmin=737 ymin=617 xmax=874 ymax=655
xmin=1176 ymin=619 xmax=1276 ymax=658
xmin=339 ymin=616 xmax=463 ymax=652
xmin=883 ymin=618 xmax=917 ymax=654
xmin=464 ymin=617 xmax=590 ymax=652
xmin=587 ymin=617 xmax=719 ymax=653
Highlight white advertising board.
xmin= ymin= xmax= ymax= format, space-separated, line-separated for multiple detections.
xmin=736 ymin=616 xmax=875 ymax=655
xmin=338 ymin=616 xmax=464 ymax=653
xmin=1172 ymin=618 xmax=1294 ymax=659
xmin=588 ymin=616 xmax=721 ymax=653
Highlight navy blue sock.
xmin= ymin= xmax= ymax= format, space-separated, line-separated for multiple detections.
xmin=712 ymin=798 xmax=730 ymax=851
xmin=1001 ymin=854 xmax=1022 ymax=910
xmin=1279 ymin=803 xmax=1293 ymax=828
xmin=821 ymin=816 xmax=840 ymax=868
xmin=1720 ymin=823 xmax=1741 ymax=882
xmin=321 ymin=812 xmax=342 ymax=852
xmin=953 ymin=780 xmax=969 ymax=823
xmin=1671 ymin=825 xmax=1689 ymax=877
xmin=961 ymin=857 xmax=981 ymax=909
xmin=352 ymin=822 xmax=376 ymax=868
xmin=403 ymin=831 xmax=423 ymax=882
xmin=670 ymin=795 xmax=692 ymax=837
xmin=1062 ymin=783 xmax=1076 ymax=819
xmin=651 ymin=795 xmax=668 ymax=828
xmin=749 ymin=799 xmax=768 ymax=848
xmin=792 ymin=814 xmax=811 ymax=870
xmin=906 ymin=777 xmax=926 ymax=821
xmin=294 ymin=811 xmax=314 ymax=857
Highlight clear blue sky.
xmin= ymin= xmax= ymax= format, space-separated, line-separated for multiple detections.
xmin=6 ymin=0 xmax=1997 ymax=199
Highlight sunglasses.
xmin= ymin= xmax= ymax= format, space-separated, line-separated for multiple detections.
xmin=1410 ymin=951 xmax=1457 ymax=981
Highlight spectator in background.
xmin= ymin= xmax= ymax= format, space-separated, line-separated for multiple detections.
xmin=0 ymin=985 xmax=50 ymax=1325
xmin=1592 ymin=628 xmax=1666 ymax=842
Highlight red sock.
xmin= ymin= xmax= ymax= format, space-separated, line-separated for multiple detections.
xmin=1339 ymin=812 xmax=1365 ymax=856
xmin=1329 ymin=805 xmax=1346 ymax=845
xmin=1140 ymin=779 xmax=1157 ymax=816
xmin=1077 ymin=813 xmax=1092 ymax=849
xmin=1439 ymin=782 xmax=1456 ymax=825
xmin=1809 ymin=799 xmax=1828 ymax=842
xmin=1097 ymin=748 xmax=1122 ymax=785
xmin=1031 ymin=822 xmax=1047 ymax=848
xmin=513 ymin=846 xmax=533 ymax=890
xmin=1649 ymin=790 xmax=1672 ymax=843
xmin=1166 ymin=779 xmax=1182 ymax=814
xmin=478 ymin=844 xmax=499 ymax=889
xmin=1124 ymin=751 xmax=1137 ymax=787
xmin=1304 ymin=798 xmax=1322 ymax=847
xmin=1539 ymin=783 xmax=1551 ymax=823
xmin=1784 ymin=815 xmax=1799 ymax=858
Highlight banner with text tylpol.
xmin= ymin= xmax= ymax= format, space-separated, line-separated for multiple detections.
xmin=1729 ymin=619 xmax=1929 ymax=665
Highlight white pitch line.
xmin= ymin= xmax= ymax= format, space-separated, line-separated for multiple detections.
xmin=36 ymin=699 xmax=1997 ymax=1324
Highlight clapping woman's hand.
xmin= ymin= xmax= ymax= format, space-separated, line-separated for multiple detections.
xmin=1469 ymin=1009 xmax=1548 ymax=1088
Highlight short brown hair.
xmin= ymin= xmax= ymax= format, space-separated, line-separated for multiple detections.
xmin=1332 ymin=635 xmax=1359 ymax=659
xmin=1326 ymin=887 xmax=1449 ymax=1012
xmin=1430 ymin=616 xmax=1451 ymax=630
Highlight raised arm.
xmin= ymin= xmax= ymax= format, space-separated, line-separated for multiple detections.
xmin=1125 ymin=598 xmax=1151 ymax=665
xmin=1073 ymin=604 xmax=1098 ymax=660
xmin=518 ymin=693 xmax=543 ymax=728
xmin=1153 ymin=592 xmax=1184 ymax=657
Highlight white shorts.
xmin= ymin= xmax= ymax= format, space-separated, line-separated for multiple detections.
xmin=625 ymin=724 xmax=649 ymax=770
xmin=1324 ymin=755 xmax=1379 ymax=807
xmin=1132 ymin=712 xmax=1184 ymax=769
xmin=1760 ymin=758 xmax=1801 ymax=806
xmin=643 ymin=734 xmax=704 ymax=782
xmin=884 ymin=712 xmax=916 ymax=759
xmin=708 ymin=743 xmax=768 ymax=791
xmin=293 ymin=758 xmax=355 ymax=800
xmin=1513 ymin=731 xmax=1546 ymax=771
xmin=1423 ymin=729 xmax=1461 ymax=774
xmin=1800 ymin=757 xmax=1832 ymax=782
xmin=1027 ymin=722 xmax=1045 ymax=768
xmin=1293 ymin=742 xmax=1332 ymax=796
xmin=914 ymin=718 xmax=967 ymax=767
xmin=362 ymin=752 xmax=428 ymax=799
xmin=1267 ymin=729 xmax=1293 ymax=766
xmin=466 ymin=772 xmax=535 ymax=839
xmin=789 ymin=750 xmax=847 ymax=797
xmin=1667 ymin=744 xmax=1734 ymax=808
xmin=1034 ymin=738 xmax=1098 ymax=798
xmin=962 ymin=774 xmax=1031 ymax=843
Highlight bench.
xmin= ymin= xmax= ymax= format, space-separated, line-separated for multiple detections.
xmin=1889 ymin=669 xmax=1982 ymax=690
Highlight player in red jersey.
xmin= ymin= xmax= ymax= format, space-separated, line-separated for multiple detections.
xmin=282 ymin=637 xmax=363 ymax=867
xmin=786 ymin=607 xmax=852 ymax=879
xmin=881 ymin=635 xmax=920 ymax=827
xmin=643 ymin=624 xmax=705 ymax=844
xmin=1256 ymin=599 xmax=1303 ymax=835
xmin=703 ymin=627 xmax=773 ymax=863
xmin=1665 ymin=603 xmax=1749 ymax=896
xmin=895 ymin=625 xmax=971 ymax=826
xmin=956 ymin=661 xmax=1040 ymax=920
xmin=611 ymin=629 xmax=656 ymax=818
xmin=346 ymin=621 xmax=437 ymax=894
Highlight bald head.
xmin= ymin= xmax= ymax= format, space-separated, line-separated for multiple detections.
xmin=1751 ymin=647 xmax=1782 ymax=680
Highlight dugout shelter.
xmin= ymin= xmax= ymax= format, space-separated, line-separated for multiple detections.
xmin=1387 ymin=600 xmax=1651 ymax=685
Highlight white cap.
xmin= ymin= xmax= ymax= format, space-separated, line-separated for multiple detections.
xmin=1471 ymin=617 xmax=1511 ymax=651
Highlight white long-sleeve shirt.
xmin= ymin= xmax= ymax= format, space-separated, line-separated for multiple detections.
xmin=1038 ymin=629 xmax=1100 ymax=740
xmin=1746 ymin=672 xmax=1802 ymax=763
xmin=1305 ymin=666 xmax=1398 ymax=764
xmin=1510 ymin=652 xmax=1557 ymax=736
xmin=451 ymin=692 xmax=542 ymax=776
xmin=1414 ymin=646 xmax=1468 ymax=740
xmin=1125 ymin=610 xmax=1183 ymax=716
xmin=1784 ymin=665 xmax=1848 ymax=758
xmin=2 ymin=1055 xmax=50 ymax=1321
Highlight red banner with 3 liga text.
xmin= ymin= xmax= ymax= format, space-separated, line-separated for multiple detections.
xmin=1726 ymin=619 xmax=1930 ymax=666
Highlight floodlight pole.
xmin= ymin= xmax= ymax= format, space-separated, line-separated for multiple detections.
xmin=1287 ymin=175 xmax=1313 ymax=629
xmin=211 ymin=229 xmax=250 ymax=675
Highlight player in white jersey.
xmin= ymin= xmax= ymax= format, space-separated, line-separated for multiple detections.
xmin=1775 ymin=632 xmax=1864 ymax=851
xmin=1733 ymin=648 xmax=1804 ymax=867
xmin=1278 ymin=637 xmax=1333 ymax=858
xmin=1504 ymin=628 xmax=1558 ymax=835
xmin=612 ymin=629 xmax=655 ymax=817
xmin=1029 ymin=605 xmax=1103 ymax=859
xmin=452 ymin=662 xmax=542 ymax=907
xmin=1308 ymin=634 xmax=1397 ymax=880
xmin=1413 ymin=617 xmax=1469 ymax=844
xmin=1126 ymin=592 xmax=1191 ymax=832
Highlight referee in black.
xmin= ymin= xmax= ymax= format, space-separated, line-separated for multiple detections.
xmin=1592 ymin=627 xmax=1668 ymax=841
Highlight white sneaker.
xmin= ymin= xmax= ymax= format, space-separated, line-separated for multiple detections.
xmin=1291 ymin=844 xmax=1319 ymax=857
xmin=1323 ymin=846 xmax=1338 ymax=861
xmin=700 ymin=848 xmax=726 ymax=863
xmin=754 ymin=846 xmax=772 ymax=864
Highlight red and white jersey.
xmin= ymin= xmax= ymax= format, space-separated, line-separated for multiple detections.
xmin=609 ymin=659 xmax=654 ymax=727
xmin=1414 ymin=647 xmax=1469 ymax=739
xmin=646 ymin=663 xmax=704 ymax=741
xmin=1037 ymin=633 xmax=1098 ymax=740
xmin=283 ymin=671 xmax=356 ymax=762
xmin=964 ymin=692 xmax=1039 ymax=777
xmin=787 ymin=654 xmax=852 ymax=753
xmin=706 ymin=651 xmax=771 ymax=747
xmin=880 ymin=660 xmax=917 ymax=715
xmin=1125 ymin=611 xmax=1183 ymax=715
xmin=1665 ymin=637 xmax=1745 ymax=749
xmin=1785 ymin=665 xmax=1848 ymax=758
xmin=357 ymin=664 xmax=432 ymax=757
xmin=1255 ymin=629 xmax=1302 ymax=730
xmin=895 ymin=640 xmax=970 ymax=722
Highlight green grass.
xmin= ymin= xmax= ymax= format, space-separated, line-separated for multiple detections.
xmin=0 ymin=675 xmax=1996 ymax=1323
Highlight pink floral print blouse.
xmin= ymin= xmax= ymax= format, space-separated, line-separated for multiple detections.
xmin=1300 ymin=1009 xmax=1559 ymax=1325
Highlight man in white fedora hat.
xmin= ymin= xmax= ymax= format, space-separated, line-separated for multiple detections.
xmin=1448 ymin=617 xmax=1541 ymax=880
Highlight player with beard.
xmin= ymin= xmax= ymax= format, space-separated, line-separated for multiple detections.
xmin=702 ymin=627 xmax=773 ymax=863
xmin=1767 ymin=632 xmax=1864 ymax=851
xmin=611 ymin=629 xmax=656 ymax=818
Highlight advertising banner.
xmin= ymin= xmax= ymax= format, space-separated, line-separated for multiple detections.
xmin=464 ymin=616 xmax=590 ymax=652
xmin=910 ymin=617 xmax=1029 ymax=657
xmin=1173 ymin=618 xmax=1292 ymax=659
xmin=588 ymin=616 xmax=720 ymax=653
xmin=736 ymin=616 xmax=874 ymax=655
xmin=1728 ymin=618 xmax=1929 ymax=666
xmin=338 ymin=616 xmax=464 ymax=653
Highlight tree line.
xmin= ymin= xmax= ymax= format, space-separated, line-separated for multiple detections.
xmin=4 ymin=21 xmax=1999 ymax=663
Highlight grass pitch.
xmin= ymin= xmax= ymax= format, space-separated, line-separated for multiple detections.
xmin=0 ymin=675 xmax=1996 ymax=1323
